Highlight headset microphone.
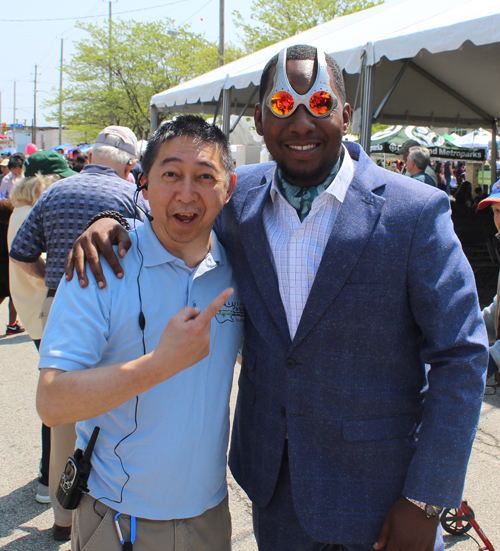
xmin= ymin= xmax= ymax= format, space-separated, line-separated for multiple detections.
xmin=136 ymin=202 xmax=154 ymax=222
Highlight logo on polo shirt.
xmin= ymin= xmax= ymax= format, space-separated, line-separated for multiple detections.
xmin=216 ymin=300 xmax=245 ymax=324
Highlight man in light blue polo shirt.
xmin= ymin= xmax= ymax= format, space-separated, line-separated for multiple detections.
xmin=36 ymin=116 xmax=244 ymax=551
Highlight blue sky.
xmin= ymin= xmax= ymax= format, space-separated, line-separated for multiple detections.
xmin=0 ymin=0 xmax=253 ymax=127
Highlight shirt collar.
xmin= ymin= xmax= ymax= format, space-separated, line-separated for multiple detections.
xmin=138 ymin=218 xmax=223 ymax=269
xmin=270 ymin=144 xmax=354 ymax=205
xmin=81 ymin=164 xmax=121 ymax=178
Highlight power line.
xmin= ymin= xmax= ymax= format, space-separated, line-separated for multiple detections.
xmin=179 ymin=0 xmax=214 ymax=26
xmin=0 ymin=0 xmax=190 ymax=22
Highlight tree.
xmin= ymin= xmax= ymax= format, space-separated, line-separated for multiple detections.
xmin=234 ymin=0 xmax=383 ymax=54
xmin=45 ymin=18 xmax=243 ymax=141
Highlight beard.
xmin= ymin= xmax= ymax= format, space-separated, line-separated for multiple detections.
xmin=276 ymin=158 xmax=335 ymax=188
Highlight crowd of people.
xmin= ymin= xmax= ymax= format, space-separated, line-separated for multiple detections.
xmin=389 ymin=154 xmax=467 ymax=194
xmin=0 ymin=43 xmax=498 ymax=551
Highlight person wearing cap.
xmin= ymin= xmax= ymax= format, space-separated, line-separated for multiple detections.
xmin=477 ymin=181 xmax=500 ymax=385
xmin=9 ymin=129 xmax=148 ymax=542
xmin=400 ymin=139 xmax=438 ymax=187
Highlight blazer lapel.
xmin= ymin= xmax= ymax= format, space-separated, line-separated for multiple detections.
xmin=291 ymin=181 xmax=385 ymax=350
xmin=239 ymin=179 xmax=291 ymax=345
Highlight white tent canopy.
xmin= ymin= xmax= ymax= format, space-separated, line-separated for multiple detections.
xmin=454 ymin=129 xmax=499 ymax=149
xmin=150 ymin=0 xmax=500 ymax=177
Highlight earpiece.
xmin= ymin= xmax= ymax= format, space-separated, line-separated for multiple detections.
xmin=136 ymin=171 xmax=147 ymax=191
xmin=134 ymin=172 xmax=154 ymax=221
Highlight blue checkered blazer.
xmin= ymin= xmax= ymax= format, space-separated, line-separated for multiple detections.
xmin=217 ymin=142 xmax=488 ymax=545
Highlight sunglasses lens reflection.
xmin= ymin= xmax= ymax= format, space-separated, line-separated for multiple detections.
xmin=309 ymin=91 xmax=334 ymax=115
xmin=270 ymin=91 xmax=295 ymax=116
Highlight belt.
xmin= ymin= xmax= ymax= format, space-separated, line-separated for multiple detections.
xmin=47 ymin=289 xmax=57 ymax=298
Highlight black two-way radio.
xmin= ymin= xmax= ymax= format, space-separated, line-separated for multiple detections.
xmin=56 ymin=426 xmax=100 ymax=510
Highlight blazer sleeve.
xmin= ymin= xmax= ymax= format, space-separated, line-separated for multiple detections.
xmin=403 ymin=190 xmax=488 ymax=507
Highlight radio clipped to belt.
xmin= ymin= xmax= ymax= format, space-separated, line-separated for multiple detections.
xmin=115 ymin=512 xmax=136 ymax=551
xmin=56 ymin=426 xmax=100 ymax=510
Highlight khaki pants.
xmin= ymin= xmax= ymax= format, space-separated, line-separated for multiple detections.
xmin=72 ymin=493 xmax=232 ymax=551
xmin=40 ymin=295 xmax=54 ymax=332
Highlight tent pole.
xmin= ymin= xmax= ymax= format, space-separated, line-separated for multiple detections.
xmin=229 ymin=86 xmax=258 ymax=134
xmin=492 ymin=121 xmax=498 ymax=186
xmin=360 ymin=60 xmax=374 ymax=154
xmin=373 ymin=58 xmax=411 ymax=121
xmin=150 ymin=105 xmax=159 ymax=135
xmin=222 ymin=88 xmax=232 ymax=138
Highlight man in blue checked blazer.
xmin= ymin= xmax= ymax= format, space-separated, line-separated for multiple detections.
xmin=217 ymin=46 xmax=488 ymax=551
xmin=70 ymin=45 xmax=488 ymax=551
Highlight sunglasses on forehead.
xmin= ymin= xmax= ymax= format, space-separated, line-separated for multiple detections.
xmin=266 ymin=47 xmax=338 ymax=119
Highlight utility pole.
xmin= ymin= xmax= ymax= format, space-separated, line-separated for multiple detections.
xmin=13 ymin=81 xmax=16 ymax=148
xmin=109 ymin=1 xmax=112 ymax=86
xmin=218 ymin=0 xmax=224 ymax=66
xmin=59 ymin=38 xmax=64 ymax=146
xmin=33 ymin=64 xmax=38 ymax=146
xmin=107 ymin=0 xmax=116 ymax=124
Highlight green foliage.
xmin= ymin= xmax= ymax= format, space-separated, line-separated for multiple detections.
xmin=234 ymin=0 xmax=384 ymax=53
xmin=371 ymin=123 xmax=391 ymax=135
xmin=44 ymin=18 xmax=243 ymax=140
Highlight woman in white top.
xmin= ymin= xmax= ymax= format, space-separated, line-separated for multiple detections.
xmin=8 ymin=173 xmax=58 ymax=341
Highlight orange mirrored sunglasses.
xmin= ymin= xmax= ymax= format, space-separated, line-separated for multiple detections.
xmin=269 ymin=90 xmax=335 ymax=118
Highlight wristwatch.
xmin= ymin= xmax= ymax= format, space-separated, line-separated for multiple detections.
xmin=406 ymin=497 xmax=443 ymax=518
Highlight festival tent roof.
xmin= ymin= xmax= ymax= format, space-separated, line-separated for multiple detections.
xmin=370 ymin=125 xmax=486 ymax=161
xmin=453 ymin=129 xmax=500 ymax=149
xmin=150 ymin=0 xmax=500 ymax=145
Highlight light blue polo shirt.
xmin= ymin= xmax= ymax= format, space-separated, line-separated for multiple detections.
xmin=39 ymin=219 xmax=244 ymax=520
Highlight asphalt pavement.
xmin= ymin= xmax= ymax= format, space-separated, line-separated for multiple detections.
xmin=0 ymin=299 xmax=498 ymax=551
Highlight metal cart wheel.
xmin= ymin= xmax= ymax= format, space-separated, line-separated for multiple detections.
xmin=440 ymin=505 xmax=475 ymax=535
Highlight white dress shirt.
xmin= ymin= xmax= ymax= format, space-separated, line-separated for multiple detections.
xmin=263 ymin=145 xmax=355 ymax=339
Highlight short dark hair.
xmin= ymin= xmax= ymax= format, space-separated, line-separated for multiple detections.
xmin=8 ymin=153 xmax=25 ymax=170
xmin=142 ymin=115 xmax=234 ymax=184
xmin=259 ymin=45 xmax=346 ymax=105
